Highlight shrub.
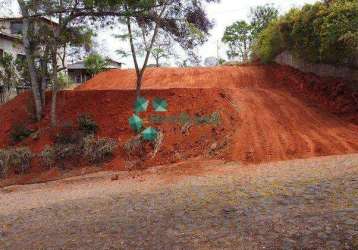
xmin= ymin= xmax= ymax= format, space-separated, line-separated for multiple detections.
xmin=123 ymin=132 xmax=164 ymax=162
xmin=0 ymin=149 xmax=11 ymax=178
xmin=10 ymin=147 xmax=33 ymax=174
xmin=54 ymin=122 xmax=83 ymax=145
xmin=40 ymin=145 xmax=56 ymax=168
xmin=0 ymin=147 xmax=32 ymax=177
xmin=78 ymin=114 xmax=98 ymax=135
xmin=152 ymin=130 xmax=164 ymax=159
xmin=58 ymin=73 xmax=73 ymax=89
xmin=82 ymin=135 xmax=117 ymax=163
xmin=10 ymin=123 xmax=32 ymax=143
xmin=123 ymin=134 xmax=144 ymax=159
xmin=254 ymin=0 xmax=358 ymax=66
xmin=40 ymin=143 xmax=80 ymax=169
xmin=253 ymin=20 xmax=283 ymax=63
xmin=55 ymin=143 xmax=79 ymax=162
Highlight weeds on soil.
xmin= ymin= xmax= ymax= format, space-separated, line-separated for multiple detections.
xmin=0 ymin=147 xmax=32 ymax=178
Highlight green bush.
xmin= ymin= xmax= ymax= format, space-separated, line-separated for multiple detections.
xmin=0 ymin=149 xmax=11 ymax=178
xmin=82 ymin=135 xmax=117 ymax=163
xmin=253 ymin=20 xmax=283 ymax=63
xmin=0 ymin=147 xmax=33 ymax=177
xmin=10 ymin=124 xmax=32 ymax=143
xmin=58 ymin=73 xmax=73 ymax=89
xmin=40 ymin=143 xmax=80 ymax=169
xmin=255 ymin=0 xmax=358 ymax=66
xmin=10 ymin=147 xmax=33 ymax=174
xmin=54 ymin=122 xmax=83 ymax=145
xmin=78 ymin=114 xmax=98 ymax=135
xmin=123 ymin=134 xmax=144 ymax=159
xmin=40 ymin=145 xmax=56 ymax=168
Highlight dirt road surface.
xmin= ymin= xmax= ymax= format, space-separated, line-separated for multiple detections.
xmin=1 ymin=154 xmax=357 ymax=249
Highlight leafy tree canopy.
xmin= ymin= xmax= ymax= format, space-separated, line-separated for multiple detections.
xmin=254 ymin=0 xmax=358 ymax=66
xmin=84 ymin=53 xmax=109 ymax=76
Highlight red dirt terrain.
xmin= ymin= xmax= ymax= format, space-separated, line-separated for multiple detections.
xmin=0 ymin=64 xmax=357 ymax=185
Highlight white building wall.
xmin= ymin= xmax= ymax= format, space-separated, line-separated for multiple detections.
xmin=0 ymin=20 xmax=11 ymax=34
xmin=0 ymin=36 xmax=25 ymax=57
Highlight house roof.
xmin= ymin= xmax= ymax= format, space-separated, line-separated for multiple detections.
xmin=0 ymin=32 xmax=22 ymax=43
xmin=0 ymin=16 xmax=58 ymax=26
xmin=67 ymin=59 xmax=122 ymax=70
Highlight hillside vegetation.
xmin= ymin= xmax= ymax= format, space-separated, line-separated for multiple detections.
xmin=254 ymin=0 xmax=358 ymax=67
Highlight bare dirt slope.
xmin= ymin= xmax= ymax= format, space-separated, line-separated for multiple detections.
xmin=0 ymin=64 xmax=357 ymax=186
xmin=1 ymin=154 xmax=357 ymax=249
xmin=76 ymin=65 xmax=282 ymax=90
xmin=77 ymin=65 xmax=358 ymax=164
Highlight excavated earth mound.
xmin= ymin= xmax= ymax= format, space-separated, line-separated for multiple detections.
xmin=77 ymin=64 xmax=358 ymax=123
xmin=0 ymin=64 xmax=357 ymax=185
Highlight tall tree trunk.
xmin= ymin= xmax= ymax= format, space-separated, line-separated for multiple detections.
xmin=126 ymin=3 xmax=167 ymax=99
xmin=126 ymin=16 xmax=140 ymax=98
xmin=135 ymin=22 xmax=160 ymax=98
xmin=50 ymin=86 xmax=57 ymax=127
xmin=40 ymin=52 xmax=48 ymax=108
xmin=50 ymin=49 xmax=58 ymax=127
xmin=135 ymin=73 xmax=144 ymax=98
xmin=18 ymin=0 xmax=42 ymax=121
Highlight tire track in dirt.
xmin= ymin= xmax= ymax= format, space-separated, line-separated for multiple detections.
xmin=229 ymin=87 xmax=358 ymax=164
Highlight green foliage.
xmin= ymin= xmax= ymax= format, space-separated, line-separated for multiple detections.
xmin=218 ymin=58 xmax=226 ymax=65
xmin=253 ymin=20 xmax=283 ymax=63
xmin=58 ymin=73 xmax=73 ymax=89
xmin=222 ymin=21 xmax=253 ymax=61
xmin=10 ymin=124 xmax=32 ymax=143
xmin=0 ymin=52 xmax=25 ymax=98
xmin=84 ymin=53 xmax=109 ymax=76
xmin=222 ymin=4 xmax=278 ymax=62
xmin=250 ymin=4 xmax=279 ymax=38
xmin=10 ymin=147 xmax=33 ymax=174
xmin=40 ymin=143 xmax=80 ymax=169
xmin=82 ymin=135 xmax=118 ymax=163
xmin=54 ymin=122 xmax=83 ymax=145
xmin=319 ymin=0 xmax=358 ymax=65
xmin=40 ymin=115 xmax=115 ymax=168
xmin=40 ymin=145 xmax=56 ymax=168
xmin=78 ymin=114 xmax=98 ymax=135
xmin=254 ymin=0 xmax=358 ymax=66
xmin=0 ymin=149 xmax=11 ymax=178
xmin=0 ymin=147 xmax=33 ymax=178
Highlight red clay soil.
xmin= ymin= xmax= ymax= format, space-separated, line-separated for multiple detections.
xmin=78 ymin=64 xmax=358 ymax=123
xmin=0 ymin=64 xmax=357 ymax=186
xmin=0 ymin=88 xmax=238 ymax=186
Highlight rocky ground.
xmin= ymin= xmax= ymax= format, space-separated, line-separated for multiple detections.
xmin=0 ymin=154 xmax=358 ymax=249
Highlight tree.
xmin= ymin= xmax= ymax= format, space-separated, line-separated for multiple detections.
xmin=222 ymin=21 xmax=253 ymax=62
xmin=254 ymin=0 xmax=358 ymax=66
xmin=11 ymin=0 xmax=175 ymax=121
xmin=222 ymin=4 xmax=278 ymax=63
xmin=151 ymin=31 xmax=176 ymax=67
xmin=18 ymin=0 xmax=44 ymax=121
xmin=84 ymin=53 xmax=109 ymax=76
xmin=118 ymin=0 xmax=217 ymax=98
xmin=0 ymin=53 xmax=21 ymax=103
xmin=17 ymin=0 xmax=94 ymax=126
xmin=250 ymin=4 xmax=278 ymax=39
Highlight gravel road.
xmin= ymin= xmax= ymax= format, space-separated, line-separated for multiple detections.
xmin=1 ymin=154 xmax=358 ymax=249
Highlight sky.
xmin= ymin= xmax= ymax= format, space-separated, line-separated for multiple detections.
xmin=0 ymin=0 xmax=318 ymax=68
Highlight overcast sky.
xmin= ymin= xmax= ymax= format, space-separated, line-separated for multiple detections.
xmin=0 ymin=0 xmax=318 ymax=68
